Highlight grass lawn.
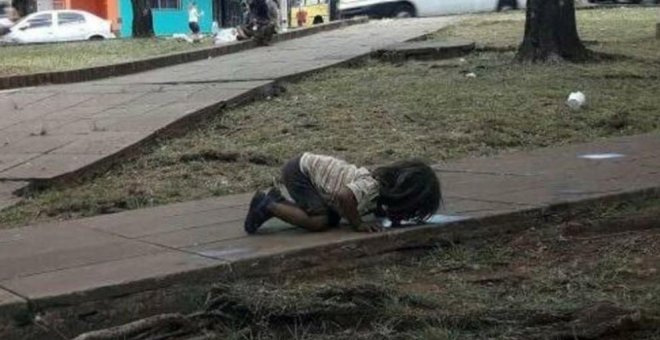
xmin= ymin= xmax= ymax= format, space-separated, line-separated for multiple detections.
xmin=0 ymin=37 xmax=214 ymax=76
xmin=1 ymin=8 xmax=659 ymax=228
xmin=435 ymin=7 xmax=659 ymax=59
xmin=75 ymin=201 xmax=660 ymax=339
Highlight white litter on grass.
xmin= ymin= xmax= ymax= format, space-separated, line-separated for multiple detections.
xmin=579 ymin=153 xmax=625 ymax=160
xmin=465 ymin=72 xmax=477 ymax=78
xmin=171 ymin=33 xmax=194 ymax=43
xmin=214 ymin=28 xmax=237 ymax=44
xmin=566 ymin=91 xmax=586 ymax=110
xmin=381 ymin=214 xmax=467 ymax=228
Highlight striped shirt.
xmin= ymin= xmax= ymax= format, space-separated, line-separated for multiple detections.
xmin=299 ymin=153 xmax=380 ymax=215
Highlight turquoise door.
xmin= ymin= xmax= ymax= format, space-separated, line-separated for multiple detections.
xmin=119 ymin=0 xmax=213 ymax=37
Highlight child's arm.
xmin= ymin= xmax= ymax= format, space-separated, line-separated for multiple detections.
xmin=336 ymin=187 xmax=381 ymax=232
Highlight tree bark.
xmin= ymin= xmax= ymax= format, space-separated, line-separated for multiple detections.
xmin=11 ymin=0 xmax=33 ymax=16
xmin=131 ymin=0 xmax=154 ymax=38
xmin=516 ymin=0 xmax=591 ymax=62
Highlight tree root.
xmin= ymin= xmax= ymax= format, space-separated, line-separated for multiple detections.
xmin=72 ymin=282 xmax=658 ymax=340
xmin=72 ymin=314 xmax=192 ymax=340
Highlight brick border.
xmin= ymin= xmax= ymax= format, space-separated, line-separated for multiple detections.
xmin=0 ymin=17 xmax=368 ymax=91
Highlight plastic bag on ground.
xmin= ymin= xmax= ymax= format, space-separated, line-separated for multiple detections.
xmin=215 ymin=28 xmax=238 ymax=45
xmin=171 ymin=33 xmax=194 ymax=43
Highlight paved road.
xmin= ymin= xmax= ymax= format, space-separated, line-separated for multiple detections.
xmin=0 ymin=17 xmax=457 ymax=210
xmin=0 ymin=133 xmax=659 ymax=339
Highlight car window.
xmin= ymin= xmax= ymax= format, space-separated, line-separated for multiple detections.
xmin=58 ymin=12 xmax=86 ymax=26
xmin=26 ymin=13 xmax=52 ymax=29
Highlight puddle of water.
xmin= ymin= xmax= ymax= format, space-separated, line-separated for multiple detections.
xmin=579 ymin=153 xmax=625 ymax=160
xmin=381 ymin=214 xmax=467 ymax=228
xmin=427 ymin=214 xmax=468 ymax=224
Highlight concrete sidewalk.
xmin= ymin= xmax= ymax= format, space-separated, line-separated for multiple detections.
xmin=0 ymin=17 xmax=456 ymax=210
xmin=1 ymin=133 xmax=659 ymax=339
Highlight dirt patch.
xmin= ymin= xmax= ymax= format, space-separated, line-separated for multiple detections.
xmin=179 ymin=150 xmax=281 ymax=166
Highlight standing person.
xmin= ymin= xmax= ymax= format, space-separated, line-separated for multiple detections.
xmin=0 ymin=1 xmax=18 ymax=36
xmin=267 ymin=0 xmax=280 ymax=32
xmin=244 ymin=153 xmax=442 ymax=234
xmin=295 ymin=2 xmax=307 ymax=27
xmin=188 ymin=2 xmax=203 ymax=41
xmin=241 ymin=0 xmax=250 ymax=25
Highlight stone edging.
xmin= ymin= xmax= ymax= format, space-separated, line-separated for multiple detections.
xmin=0 ymin=17 xmax=368 ymax=91
xmin=2 ymin=185 xmax=659 ymax=339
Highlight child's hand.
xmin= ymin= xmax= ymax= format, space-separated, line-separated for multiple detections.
xmin=356 ymin=223 xmax=382 ymax=233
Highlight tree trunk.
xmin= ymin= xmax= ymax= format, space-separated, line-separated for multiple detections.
xmin=12 ymin=0 xmax=33 ymax=16
xmin=516 ymin=0 xmax=591 ymax=62
xmin=131 ymin=0 xmax=154 ymax=38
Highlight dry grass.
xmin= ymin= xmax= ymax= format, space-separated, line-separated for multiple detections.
xmin=1 ymin=7 xmax=659 ymax=228
xmin=73 ymin=201 xmax=660 ymax=339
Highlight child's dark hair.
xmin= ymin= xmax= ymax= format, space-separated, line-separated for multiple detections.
xmin=372 ymin=160 xmax=442 ymax=223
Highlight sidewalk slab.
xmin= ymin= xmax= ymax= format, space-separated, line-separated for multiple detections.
xmin=0 ymin=288 xmax=24 ymax=309
xmin=0 ymin=18 xmax=368 ymax=91
xmin=0 ymin=134 xmax=657 ymax=330
xmin=0 ymin=222 xmax=170 ymax=281
xmin=0 ymin=139 xmax=657 ymax=340
xmin=0 ymin=18 xmax=456 ymax=187
xmin=0 ymin=181 xmax=28 ymax=211
xmin=0 ymin=251 xmax=226 ymax=305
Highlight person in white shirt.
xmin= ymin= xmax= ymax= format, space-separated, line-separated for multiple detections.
xmin=188 ymin=2 xmax=203 ymax=40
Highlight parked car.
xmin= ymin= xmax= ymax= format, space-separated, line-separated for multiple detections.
xmin=589 ymin=0 xmax=660 ymax=3
xmin=1 ymin=10 xmax=115 ymax=44
xmin=339 ymin=0 xmax=525 ymax=19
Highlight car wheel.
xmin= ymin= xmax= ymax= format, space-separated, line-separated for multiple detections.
xmin=89 ymin=35 xmax=105 ymax=41
xmin=393 ymin=4 xmax=415 ymax=18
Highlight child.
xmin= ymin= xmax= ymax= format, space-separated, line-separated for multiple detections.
xmin=244 ymin=153 xmax=442 ymax=234
xmin=188 ymin=2 xmax=203 ymax=41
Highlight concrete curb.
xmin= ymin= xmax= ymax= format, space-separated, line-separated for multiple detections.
xmin=0 ymin=18 xmax=368 ymax=91
xmin=2 ymin=184 xmax=659 ymax=339
xmin=373 ymin=40 xmax=476 ymax=62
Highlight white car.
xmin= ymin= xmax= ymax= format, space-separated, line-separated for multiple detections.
xmin=1 ymin=10 xmax=115 ymax=44
xmin=339 ymin=0 xmax=525 ymax=19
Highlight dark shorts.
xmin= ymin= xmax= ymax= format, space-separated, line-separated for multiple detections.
xmin=189 ymin=22 xmax=200 ymax=34
xmin=281 ymin=156 xmax=341 ymax=227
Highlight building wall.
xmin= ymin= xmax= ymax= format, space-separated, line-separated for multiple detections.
xmin=67 ymin=0 xmax=107 ymax=18
xmin=119 ymin=0 xmax=213 ymax=38
xmin=36 ymin=0 xmax=53 ymax=10
xmin=61 ymin=0 xmax=119 ymax=33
